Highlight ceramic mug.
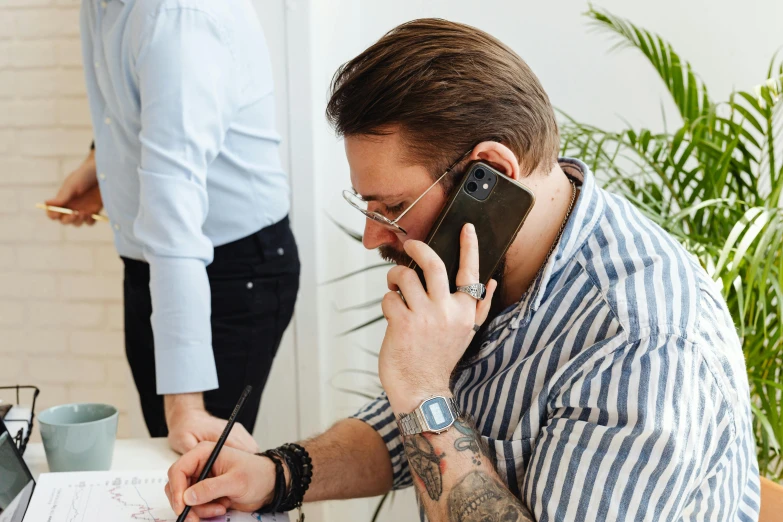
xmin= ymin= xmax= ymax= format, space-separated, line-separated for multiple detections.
xmin=38 ymin=403 xmax=118 ymax=472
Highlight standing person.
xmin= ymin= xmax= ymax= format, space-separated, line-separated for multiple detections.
xmin=46 ymin=0 xmax=300 ymax=454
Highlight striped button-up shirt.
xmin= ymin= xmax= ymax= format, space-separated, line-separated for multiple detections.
xmin=354 ymin=159 xmax=760 ymax=521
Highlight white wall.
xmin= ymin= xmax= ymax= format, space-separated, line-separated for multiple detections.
xmin=0 ymin=0 xmax=132 ymax=436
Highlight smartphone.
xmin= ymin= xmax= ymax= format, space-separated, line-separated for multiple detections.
xmin=409 ymin=161 xmax=535 ymax=291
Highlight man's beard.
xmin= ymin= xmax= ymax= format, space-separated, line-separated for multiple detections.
xmin=379 ymin=245 xmax=413 ymax=266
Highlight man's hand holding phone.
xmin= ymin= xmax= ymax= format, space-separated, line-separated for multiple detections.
xmin=45 ymin=151 xmax=104 ymax=226
xmin=380 ymin=223 xmax=497 ymax=415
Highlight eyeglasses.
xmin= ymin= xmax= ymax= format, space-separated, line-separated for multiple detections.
xmin=342 ymin=146 xmax=476 ymax=236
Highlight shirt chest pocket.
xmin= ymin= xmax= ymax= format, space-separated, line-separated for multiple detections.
xmin=481 ymin=436 xmax=537 ymax=499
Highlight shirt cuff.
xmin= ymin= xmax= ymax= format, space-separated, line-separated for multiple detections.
xmin=351 ymin=392 xmax=413 ymax=490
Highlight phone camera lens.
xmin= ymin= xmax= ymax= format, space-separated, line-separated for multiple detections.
xmin=474 ymin=169 xmax=485 ymax=180
xmin=466 ymin=181 xmax=478 ymax=193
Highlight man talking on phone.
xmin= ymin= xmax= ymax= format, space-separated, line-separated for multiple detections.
xmin=165 ymin=19 xmax=759 ymax=522
xmin=45 ymin=0 xmax=300 ymax=454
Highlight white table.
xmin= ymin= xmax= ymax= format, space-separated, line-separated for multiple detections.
xmin=24 ymin=438 xmax=178 ymax=479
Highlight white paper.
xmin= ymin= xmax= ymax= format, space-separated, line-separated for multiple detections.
xmin=23 ymin=471 xmax=288 ymax=522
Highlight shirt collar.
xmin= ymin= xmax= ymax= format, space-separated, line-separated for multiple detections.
xmin=492 ymin=158 xmax=606 ymax=331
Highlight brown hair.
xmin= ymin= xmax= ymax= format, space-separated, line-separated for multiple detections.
xmin=326 ymin=18 xmax=559 ymax=182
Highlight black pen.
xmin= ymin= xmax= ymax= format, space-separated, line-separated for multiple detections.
xmin=176 ymin=385 xmax=253 ymax=522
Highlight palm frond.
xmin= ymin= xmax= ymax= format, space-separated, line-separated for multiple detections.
xmin=586 ymin=5 xmax=712 ymax=124
xmin=339 ymin=314 xmax=386 ymax=336
xmin=322 ymin=263 xmax=392 ymax=285
xmin=328 ymin=214 xmax=363 ymax=242
xmin=563 ymin=8 xmax=783 ymax=480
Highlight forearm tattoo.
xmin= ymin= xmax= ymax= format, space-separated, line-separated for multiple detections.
xmin=453 ymin=418 xmax=490 ymax=465
xmin=448 ymin=472 xmax=534 ymax=522
xmin=404 ymin=417 xmax=534 ymax=521
xmin=404 ymin=435 xmax=446 ymax=501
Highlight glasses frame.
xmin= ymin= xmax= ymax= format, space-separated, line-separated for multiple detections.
xmin=342 ymin=146 xmax=477 ymax=236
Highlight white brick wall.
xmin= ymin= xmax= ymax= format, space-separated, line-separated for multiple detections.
xmin=0 ymin=0 xmax=136 ymax=440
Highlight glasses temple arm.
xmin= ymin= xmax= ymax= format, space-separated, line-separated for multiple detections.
xmin=393 ymin=148 xmax=476 ymax=223
xmin=393 ymin=168 xmax=454 ymax=223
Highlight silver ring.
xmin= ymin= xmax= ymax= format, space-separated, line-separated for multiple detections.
xmin=472 ymin=323 xmax=481 ymax=332
xmin=456 ymin=283 xmax=486 ymax=300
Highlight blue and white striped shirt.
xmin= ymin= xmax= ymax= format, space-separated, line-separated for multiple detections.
xmin=354 ymin=159 xmax=760 ymax=521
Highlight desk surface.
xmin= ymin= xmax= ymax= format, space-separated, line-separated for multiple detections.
xmin=24 ymin=438 xmax=178 ymax=480
xmin=24 ymin=439 xmax=291 ymax=521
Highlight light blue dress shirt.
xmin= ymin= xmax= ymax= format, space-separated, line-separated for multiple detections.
xmin=81 ymin=0 xmax=290 ymax=395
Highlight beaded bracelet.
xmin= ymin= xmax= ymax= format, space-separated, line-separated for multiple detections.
xmin=257 ymin=451 xmax=286 ymax=513
xmin=257 ymin=443 xmax=313 ymax=520
xmin=277 ymin=443 xmax=312 ymax=512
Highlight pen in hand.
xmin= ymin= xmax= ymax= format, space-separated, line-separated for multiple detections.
xmin=35 ymin=203 xmax=109 ymax=222
xmin=175 ymin=385 xmax=253 ymax=522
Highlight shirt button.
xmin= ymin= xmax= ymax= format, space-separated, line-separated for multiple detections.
xmin=104 ymin=117 xmax=111 ymax=125
xmin=277 ymin=247 xmax=285 ymax=256
xmin=98 ymin=173 xmax=106 ymax=181
xmin=101 ymin=1 xmax=107 ymax=7
xmin=246 ymin=282 xmax=254 ymax=289
xmin=113 ymin=223 xmax=120 ymax=231
xmin=94 ymin=61 xmax=100 ymax=69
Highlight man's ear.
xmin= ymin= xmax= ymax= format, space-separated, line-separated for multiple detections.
xmin=469 ymin=141 xmax=521 ymax=181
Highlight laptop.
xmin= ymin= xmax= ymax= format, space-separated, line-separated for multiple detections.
xmin=0 ymin=418 xmax=34 ymax=522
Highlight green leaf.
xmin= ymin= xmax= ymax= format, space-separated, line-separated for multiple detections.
xmin=751 ymin=403 xmax=781 ymax=452
xmin=334 ymin=297 xmax=384 ymax=313
xmin=339 ymin=314 xmax=386 ymax=336
xmin=322 ymin=263 xmax=392 ymax=285
xmin=585 ymin=5 xmax=711 ymax=122
xmin=371 ymin=493 xmax=391 ymax=522
xmin=328 ymin=214 xmax=363 ymax=242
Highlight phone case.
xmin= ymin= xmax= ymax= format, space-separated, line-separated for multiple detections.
xmin=409 ymin=162 xmax=535 ymax=292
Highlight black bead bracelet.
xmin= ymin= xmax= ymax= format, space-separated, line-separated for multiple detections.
xmin=257 ymin=450 xmax=287 ymax=513
xmin=257 ymin=442 xmax=313 ymax=519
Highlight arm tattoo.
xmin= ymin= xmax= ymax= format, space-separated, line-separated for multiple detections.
xmin=453 ymin=418 xmax=491 ymax=465
xmin=404 ymin=435 xmax=445 ymax=501
xmin=448 ymin=471 xmax=535 ymax=522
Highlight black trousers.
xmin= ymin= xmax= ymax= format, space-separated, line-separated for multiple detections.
xmin=122 ymin=216 xmax=300 ymax=437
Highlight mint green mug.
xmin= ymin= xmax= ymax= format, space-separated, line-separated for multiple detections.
xmin=38 ymin=403 xmax=118 ymax=472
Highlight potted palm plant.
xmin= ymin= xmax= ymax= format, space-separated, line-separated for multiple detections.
xmin=562 ymin=5 xmax=782 ymax=481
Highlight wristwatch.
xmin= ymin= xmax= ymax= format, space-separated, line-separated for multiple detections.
xmin=396 ymin=395 xmax=460 ymax=436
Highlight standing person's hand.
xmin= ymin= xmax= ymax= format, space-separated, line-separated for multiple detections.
xmin=45 ymin=151 xmax=103 ymax=226
xmin=165 ymin=442 xmax=276 ymax=521
xmin=165 ymin=393 xmax=259 ymax=455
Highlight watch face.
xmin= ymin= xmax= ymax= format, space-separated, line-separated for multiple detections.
xmin=421 ymin=397 xmax=454 ymax=431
